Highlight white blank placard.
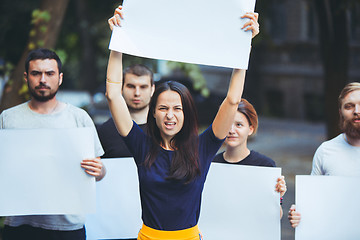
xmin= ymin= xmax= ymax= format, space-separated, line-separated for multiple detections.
xmin=86 ymin=158 xmax=142 ymax=239
xmin=109 ymin=0 xmax=256 ymax=69
xmin=0 ymin=128 xmax=96 ymax=216
xmin=295 ymin=175 xmax=360 ymax=240
xmin=199 ymin=163 xmax=281 ymax=240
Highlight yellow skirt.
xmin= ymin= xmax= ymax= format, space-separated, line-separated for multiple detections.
xmin=137 ymin=224 xmax=202 ymax=240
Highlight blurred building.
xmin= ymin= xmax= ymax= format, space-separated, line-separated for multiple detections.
xmin=200 ymin=0 xmax=360 ymax=122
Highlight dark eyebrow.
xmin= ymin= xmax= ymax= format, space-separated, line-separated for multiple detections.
xmin=30 ymin=70 xmax=56 ymax=74
xmin=158 ymin=104 xmax=168 ymax=108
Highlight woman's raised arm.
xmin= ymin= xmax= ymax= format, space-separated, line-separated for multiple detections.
xmin=212 ymin=69 xmax=246 ymax=139
xmin=105 ymin=7 xmax=133 ymax=137
xmin=212 ymin=12 xmax=259 ymax=139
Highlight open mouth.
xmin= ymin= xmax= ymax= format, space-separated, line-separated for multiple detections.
xmin=165 ymin=122 xmax=176 ymax=129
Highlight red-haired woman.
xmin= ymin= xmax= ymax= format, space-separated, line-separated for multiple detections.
xmin=213 ymin=99 xmax=287 ymax=218
xmin=106 ymin=6 xmax=259 ymax=240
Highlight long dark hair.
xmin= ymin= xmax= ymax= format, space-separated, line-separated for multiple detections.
xmin=146 ymin=81 xmax=200 ymax=183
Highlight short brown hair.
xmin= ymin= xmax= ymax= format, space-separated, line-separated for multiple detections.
xmin=338 ymin=82 xmax=360 ymax=108
xmin=123 ymin=64 xmax=154 ymax=86
xmin=25 ymin=48 xmax=62 ymax=74
xmin=237 ymin=98 xmax=258 ymax=135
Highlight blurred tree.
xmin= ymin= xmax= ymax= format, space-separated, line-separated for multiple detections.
xmin=313 ymin=0 xmax=352 ymax=139
xmin=75 ymin=0 xmax=98 ymax=92
xmin=58 ymin=0 xmax=122 ymax=92
xmin=56 ymin=0 xmax=125 ymax=92
xmin=0 ymin=0 xmax=70 ymax=112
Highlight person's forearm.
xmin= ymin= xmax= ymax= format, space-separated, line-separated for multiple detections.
xmin=227 ymin=69 xmax=246 ymax=104
xmin=212 ymin=69 xmax=246 ymax=139
xmin=105 ymin=50 xmax=133 ymax=136
xmin=106 ymin=50 xmax=123 ymax=101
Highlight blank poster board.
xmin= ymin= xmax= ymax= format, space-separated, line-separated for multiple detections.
xmin=199 ymin=163 xmax=281 ymax=240
xmin=0 ymin=128 xmax=96 ymax=216
xmin=86 ymin=159 xmax=281 ymax=240
xmin=86 ymin=158 xmax=142 ymax=239
xmin=295 ymin=175 xmax=360 ymax=240
xmin=109 ymin=0 xmax=256 ymax=69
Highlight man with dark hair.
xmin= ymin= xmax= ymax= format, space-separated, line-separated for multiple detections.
xmin=288 ymin=82 xmax=360 ymax=228
xmin=0 ymin=48 xmax=105 ymax=240
xmin=97 ymin=64 xmax=155 ymax=158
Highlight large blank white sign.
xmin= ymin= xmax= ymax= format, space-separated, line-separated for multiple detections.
xmin=109 ymin=0 xmax=256 ymax=69
xmin=199 ymin=163 xmax=281 ymax=240
xmin=86 ymin=158 xmax=142 ymax=240
xmin=86 ymin=159 xmax=281 ymax=239
xmin=0 ymin=128 xmax=96 ymax=216
xmin=295 ymin=175 xmax=360 ymax=240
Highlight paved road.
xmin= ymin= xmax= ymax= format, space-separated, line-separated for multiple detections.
xmin=248 ymin=117 xmax=326 ymax=240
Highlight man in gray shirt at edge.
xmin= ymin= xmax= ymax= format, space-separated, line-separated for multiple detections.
xmin=0 ymin=48 xmax=105 ymax=240
xmin=288 ymin=82 xmax=360 ymax=228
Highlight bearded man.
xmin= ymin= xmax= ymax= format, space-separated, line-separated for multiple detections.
xmin=0 ymin=48 xmax=105 ymax=240
xmin=288 ymin=82 xmax=360 ymax=227
xmin=311 ymin=82 xmax=360 ymax=175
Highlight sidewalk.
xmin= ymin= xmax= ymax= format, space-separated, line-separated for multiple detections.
xmin=247 ymin=117 xmax=327 ymax=240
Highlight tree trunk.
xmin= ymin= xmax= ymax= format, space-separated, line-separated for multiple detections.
xmin=313 ymin=0 xmax=349 ymax=139
xmin=0 ymin=0 xmax=70 ymax=113
xmin=75 ymin=0 xmax=98 ymax=93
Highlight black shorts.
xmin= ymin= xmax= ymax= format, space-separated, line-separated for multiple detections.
xmin=3 ymin=224 xmax=86 ymax=240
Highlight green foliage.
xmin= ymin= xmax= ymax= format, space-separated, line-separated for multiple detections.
xmin=29 ymin=29 xmax=37 ymax=37
xmin=167 ymin=62 xmax=209 ymax=97
xmin=39 ymin=25 xmax=48 ymax=33
xmin=64 ymin=33 xmax=79 ymax=49
xmin=55 ymin=49 xmax=68 ymax=66
xmin=28 ymin=42 xmax=36 ymax=51
xmin=37 ymin=40 xmax=45 ymax=47
xmin=18 ymin=81 xmax=30 ymax=101
xmin=31 ymin=9 xmax=51 ymax=24
xmin=55 ymin=0 xmax=121 ymax=90
xmin=27 ymin=9 xmax=51 ymax=51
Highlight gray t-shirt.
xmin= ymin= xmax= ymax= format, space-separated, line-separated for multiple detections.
xmin=311 ymin=134 xmax=360 ymax=176
xmin=0 ymin=102 xmax=104 ymax=231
